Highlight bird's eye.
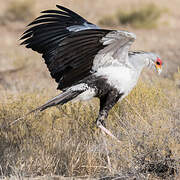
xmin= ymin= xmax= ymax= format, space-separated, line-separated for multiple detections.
xmin=156 ymin=57 xmax=162 ymax=66
xmin=156 ymin=61 xmax=161 ymax=65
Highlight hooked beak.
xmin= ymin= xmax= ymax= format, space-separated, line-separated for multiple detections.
xmin=155 ymin=64 xmax=162 ymax=75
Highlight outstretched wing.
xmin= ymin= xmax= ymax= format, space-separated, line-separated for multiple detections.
xmin=20 ymin=5 xmax=136 ymax=90
xmin=20 ymin=5 xmax=98 ymax=54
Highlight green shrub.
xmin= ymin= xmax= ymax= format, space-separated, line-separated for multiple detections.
xmin=98 ymin=15 xmax=118 ymax=27
xmin=99 ymin=3 xmax=166 ymax=29
xmin=117 ymin=3 xmax=162 ymax=28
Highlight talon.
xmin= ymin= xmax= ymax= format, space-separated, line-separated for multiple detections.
xmin=96 ymin=119 xmax=120 ymax=142
xmin=96 ymin=116 xmax=106 ymax=127
xmin=96 ymin=119 xmax=105 ymax=127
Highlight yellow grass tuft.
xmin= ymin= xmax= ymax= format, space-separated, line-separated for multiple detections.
xmin=0 ymin=79 xmax=179 ymax=179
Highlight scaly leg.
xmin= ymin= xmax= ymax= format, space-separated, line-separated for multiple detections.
xmin=96 ymin=90 xmax=123 ymax=142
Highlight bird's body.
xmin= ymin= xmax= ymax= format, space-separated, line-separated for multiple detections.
xmin=96 ymin=65 xmax=138 ymax=94
xmin=21 ymin=5 xmax=163 ymax=132
xmin=73 ymin=64 xmax=138 ymax=101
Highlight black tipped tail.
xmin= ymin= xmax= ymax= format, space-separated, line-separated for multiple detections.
xmin=28 ymin=90 xmax=83 ymax=114
xmin=10 ymin=90 xmax=84 ymax=126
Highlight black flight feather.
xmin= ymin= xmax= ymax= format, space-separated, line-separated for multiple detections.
xmin=20 ymin=5 xmax=111 ymax=90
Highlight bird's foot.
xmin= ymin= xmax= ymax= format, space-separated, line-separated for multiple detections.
xmin=91 ymin=119 xmax=106 ymax=133
xmin=96 ymin=118 xmax=106 ymax=127
xmin=96 ymin=120 xmax=120 ymax=143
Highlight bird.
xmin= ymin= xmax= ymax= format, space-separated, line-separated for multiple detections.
xmin=20 ymin=5 xmax=163 ymax=138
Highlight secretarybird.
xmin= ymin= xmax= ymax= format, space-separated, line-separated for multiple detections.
xmin=20 ymin=5 xmax=163 ymax=139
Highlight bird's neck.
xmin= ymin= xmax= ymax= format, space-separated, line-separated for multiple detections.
xmin=128 ymin=52 xmax=151 ymax=72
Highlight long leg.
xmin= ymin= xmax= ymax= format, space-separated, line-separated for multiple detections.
xmin=96 ymin=90 xmax=123 ymax=127
xmin=96 ymin=90 xmax=123 ymax=171
xmin=96 ymin=89 xmax=123 ymax=141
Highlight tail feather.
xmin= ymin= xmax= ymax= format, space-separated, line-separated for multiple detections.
xmin=9 ymin=89 xmax=84 ymax=126
xmin=28 ymin=90 xmax=83 ymax=114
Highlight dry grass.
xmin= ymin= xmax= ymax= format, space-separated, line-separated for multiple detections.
xmin=0 ymin=0 xmax=180 ymax=179
xmin=5 ymin=0 xmax=35 ymax=22
xmin=0 ymin=79 xmax=179 ymax=179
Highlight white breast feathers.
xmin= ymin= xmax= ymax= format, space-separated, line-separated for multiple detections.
xmin=95 ymin=65 xmax=139 ymax=97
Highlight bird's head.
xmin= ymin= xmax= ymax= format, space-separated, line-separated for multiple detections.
xmin=154 ymin=57 xmax=163 ymax=74
xmin=146 ymin=53 xmax=163 ymax=75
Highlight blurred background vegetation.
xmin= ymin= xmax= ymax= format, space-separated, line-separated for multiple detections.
xmin=0 ymin=0 xmax=180 ymax=179
xmin=99 ymin=3 xmax=167 ymax=28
